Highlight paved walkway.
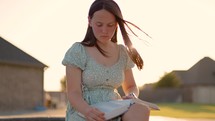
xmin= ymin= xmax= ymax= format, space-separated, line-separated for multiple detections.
xmin=150 ymin=116 xmax=215 ymax=121
xmin=0 ymin=108 xmax=214 ymax=121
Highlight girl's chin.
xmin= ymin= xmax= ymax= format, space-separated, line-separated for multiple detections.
xmin=98 ymin=38 xmax=111 ymax=42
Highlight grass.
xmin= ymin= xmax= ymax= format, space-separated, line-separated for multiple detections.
xmin=150 ymin=103 xmax=215 ymax=119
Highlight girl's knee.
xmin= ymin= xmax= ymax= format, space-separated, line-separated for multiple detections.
xmin=133 ymin=103 xmax=150 ymax=114
xmin=122 ymin=103 xmax=150 ymax=121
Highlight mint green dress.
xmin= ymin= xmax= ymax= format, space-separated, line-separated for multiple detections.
xmin=62 ymin=42 xmax=134 ymax=121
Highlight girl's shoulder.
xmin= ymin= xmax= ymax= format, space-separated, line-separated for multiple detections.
xmin=62 ymin=42 xmax=87 ymax=70
xmin=118 ymin=44 xmax=127 ymax=54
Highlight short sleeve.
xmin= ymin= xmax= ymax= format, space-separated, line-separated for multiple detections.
xmin=119 ymin=45 xmax=135 ymax=70
xmin=62 ymin=42 xmax=87 ymax=70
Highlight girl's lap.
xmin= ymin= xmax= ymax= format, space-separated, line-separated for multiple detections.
xmin=122 ymin=103 xmax=150 ymax=121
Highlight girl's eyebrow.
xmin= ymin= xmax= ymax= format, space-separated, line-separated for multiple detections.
xmin=108 ymin=22 xmax=116 ymax=24
xmin=96 ymin=21 xmax=116 ymax=24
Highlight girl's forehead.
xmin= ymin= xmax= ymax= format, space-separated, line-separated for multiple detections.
xmin=92 ymin=9 xmax=116 ymax=23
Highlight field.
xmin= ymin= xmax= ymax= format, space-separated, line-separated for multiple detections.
xmin=150 ymin=103 xmax=215 ymax=119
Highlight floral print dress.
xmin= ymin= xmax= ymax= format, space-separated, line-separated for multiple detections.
xmin=62 ymin=42 xmax=134 ymax=121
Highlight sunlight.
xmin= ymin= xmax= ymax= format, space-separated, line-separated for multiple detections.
xmin=0 ymin=0 xmax=214 ymax=91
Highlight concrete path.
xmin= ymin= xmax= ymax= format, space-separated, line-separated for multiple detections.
xmin=150 ymin=116 xmax=215 ymax=121
xmin=0 ymin=108 xmax=214 ymax=121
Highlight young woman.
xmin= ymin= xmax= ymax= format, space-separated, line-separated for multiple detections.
xmin=62 ymin=0 xmax=150 ymax=120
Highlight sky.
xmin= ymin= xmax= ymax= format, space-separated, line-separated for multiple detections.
xmin=0 ymin=0 xmax=214 ymax=91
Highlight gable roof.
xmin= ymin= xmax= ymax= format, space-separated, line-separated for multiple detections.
xmin=173 ymin=57 xmax=215 ymax=85
xmin=0 ymin=37 xmax=48 ymax=68
xmin=186 ymin=57 xmax=215 ymax=85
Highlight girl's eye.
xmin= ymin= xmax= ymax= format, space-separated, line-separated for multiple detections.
xmin=108 ymin=24 xmax=115 ymax=27
xmin=95 ymin=22 xmax=116 ymax=27
xmin=96 ymin=23 xmax=102 ymax=27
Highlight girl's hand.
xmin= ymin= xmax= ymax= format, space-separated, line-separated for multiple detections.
xmin=122 ymin=93 xmax=137 ymax=99
xmin=84 ymin=106 xmax=105 ymax=121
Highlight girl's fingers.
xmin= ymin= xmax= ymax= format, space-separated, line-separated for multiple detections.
xmin=94 ymin=108 xmax=105 ymax=120
xmin=122 ymin=95 xmax=133 ymax=99
xmin=86 ymin=107 xmax=105 ymax=121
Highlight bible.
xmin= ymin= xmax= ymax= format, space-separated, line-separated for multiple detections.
xmin=78 ymin=99 xmax=159 ymax=120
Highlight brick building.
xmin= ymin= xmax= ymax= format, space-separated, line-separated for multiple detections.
xmin=0 ymin=37 xmax=47 ymax=111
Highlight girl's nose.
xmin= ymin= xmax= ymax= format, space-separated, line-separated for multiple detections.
xmin=102 ymin=26 xmax=108 ymax=34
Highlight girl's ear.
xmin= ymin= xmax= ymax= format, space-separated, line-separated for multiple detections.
xmin=88 ymin=16 xmax=92 ymax=27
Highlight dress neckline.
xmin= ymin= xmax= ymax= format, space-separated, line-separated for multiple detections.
xmin=83 ymin=44 xmax=122 ymax=69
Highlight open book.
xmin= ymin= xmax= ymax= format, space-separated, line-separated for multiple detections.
xmin=78 ymin=99 xmax=159 ymax=120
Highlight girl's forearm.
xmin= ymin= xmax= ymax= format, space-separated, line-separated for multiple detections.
xmin=125 ymin=86 xmax=139 ymax=97
xmin=67 ymin=91 xmax=90 ymax=115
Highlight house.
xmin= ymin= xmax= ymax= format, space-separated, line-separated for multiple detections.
xmin=173 ymin=57 xmax=215 ymax=104
xmin=0 ymin=37 xmax=48 ymax=111
xmin=140 ymin=57 xmax=215 ymax=104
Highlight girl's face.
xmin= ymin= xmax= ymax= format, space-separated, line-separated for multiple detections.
xmin=89 ymin=9 xmax=117 ymax=44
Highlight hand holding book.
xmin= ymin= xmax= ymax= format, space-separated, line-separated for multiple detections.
xmin=125 ymin=93 xmax=160 ymax=110
xmin=83 ymin=106 xmax=106 ymax=121
xmin=78 ymin=96 xmax=159 ymax=120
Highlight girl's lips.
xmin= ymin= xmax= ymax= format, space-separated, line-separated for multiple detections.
xmin=100 ymin=36 xmax=109 ymax=39
xmin=101 ymin=35 xmax=108 ymax=37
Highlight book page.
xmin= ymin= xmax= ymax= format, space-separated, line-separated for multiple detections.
xmin=78 ymin=99 xmax=159 ymax=120
xmin=132 ymin=98 xmax=160 ymax=110
xmin=78 ymin=99 xmax=132 ymax=120
xmin=91 ymin=100 xmax=132 ymax=120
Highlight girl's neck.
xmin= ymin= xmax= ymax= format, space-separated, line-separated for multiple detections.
xmin=96 ymin=41 xmax=116 ymax=51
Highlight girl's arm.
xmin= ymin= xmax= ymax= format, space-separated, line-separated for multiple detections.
xmin=66 ymin=65 xmax=105 ymax=120
xmin=122 ymin=68 xmax=139 ymax=98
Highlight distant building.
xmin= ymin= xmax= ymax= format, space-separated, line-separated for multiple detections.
xmin=140 ymin=57 xmax=215 ymax=104
xmin=0 ymin=37 xmax=48 ymax=111
xmin=45 ymin=91 xmax=67 ymax=109
xmin=173 ymin=57 xmax=215 ymax=104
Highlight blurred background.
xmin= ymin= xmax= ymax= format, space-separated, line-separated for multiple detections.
xmin=0 ymin=0 xmax=215 ymax=119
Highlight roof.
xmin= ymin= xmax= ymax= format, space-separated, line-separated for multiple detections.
xmin=173 ymin=57 xmax=215 ymax=86
xmin=172 ymin=70 xmax=187 ymax=82
xmin=0 ymin=37 xmax=48 ymax=68
xmin=187 ymin=57 xmax=215 ymax=85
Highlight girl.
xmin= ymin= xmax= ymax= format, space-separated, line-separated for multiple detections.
xmin=62 ymin=0 xmax=150 ymax=120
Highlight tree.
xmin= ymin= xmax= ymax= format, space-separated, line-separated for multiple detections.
xmin=154 ymin=72 xmax=181 ymax=88
xmin=60 ymin=76 xmax=66 ymax=92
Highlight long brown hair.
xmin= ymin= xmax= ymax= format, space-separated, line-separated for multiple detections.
xmin=81 ymin=0 xmax=148 ymax=70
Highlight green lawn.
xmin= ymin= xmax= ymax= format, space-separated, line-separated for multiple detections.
xmin=150 ymin=103 xmax=215 ymax=119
